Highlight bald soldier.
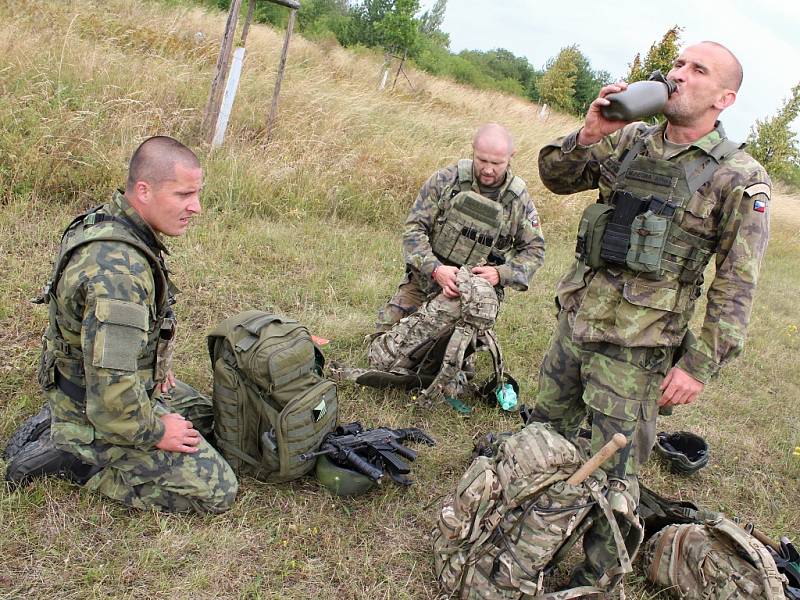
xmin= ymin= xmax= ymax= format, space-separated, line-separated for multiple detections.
xmin=376 ymin=123 xmax=545 ymax=332
xmin=533 ymin=42 xmax=771 ymax=587
xmin=4 ymin=136 xmax=238 ymax=513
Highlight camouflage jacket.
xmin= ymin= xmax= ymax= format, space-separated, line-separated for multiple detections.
xmin=45 ymin=190 xmax=174 ymax=453
xmin=538 ymin=121 xmax=771 ymax=382
xmin=403 ymin=163 xmax=545 ymax=292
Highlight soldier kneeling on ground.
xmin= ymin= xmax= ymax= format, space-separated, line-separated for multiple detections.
xmin=4 ymin=136 xmax=237 ymax=514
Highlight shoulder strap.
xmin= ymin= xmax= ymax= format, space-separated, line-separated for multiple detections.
xmin=457 ymin=159 xmax=474 ymax=192
xmin=711 ymin=518 xmax=786 ymax=599
xmin=48 ymin=209 xmax=168 ymax=311
xmin=684 ymin=136 xmax=744 ymax=194
xmin=615 ymin=124 xmax=659 ymax=184
xmin=505 ymin=175 xmax=526 ymax=199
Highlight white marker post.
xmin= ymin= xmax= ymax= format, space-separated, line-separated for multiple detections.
xmin=212 ymin=47 xmax=246 ymax=149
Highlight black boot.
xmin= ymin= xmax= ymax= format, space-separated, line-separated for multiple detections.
xmin=5 ymin=437 xmax=100 ymax=486
xmin=3 ymin=403 xmax=52 ymax=461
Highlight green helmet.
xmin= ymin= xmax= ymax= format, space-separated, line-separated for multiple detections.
xmin=314 ymin=456 xmax=377 ymax=497
xmin=654 ymin=431 xmax=709 ymax=475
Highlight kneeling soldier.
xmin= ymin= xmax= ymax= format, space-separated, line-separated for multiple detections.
xmin=5 ymin=136 xmax=238 ymax=513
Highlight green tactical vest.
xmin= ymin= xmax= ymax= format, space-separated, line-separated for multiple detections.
xmin=207 ymin=311 xmax=338 ymax=482
xmin=430 ymin=159 xmax=527 ymax=268
xmin=37 ymin=204 xmax=171 ymax=398
xmin=574 ymin=126 xmax=742 ymax=286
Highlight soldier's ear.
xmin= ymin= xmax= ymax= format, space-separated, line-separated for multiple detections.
xmin=714 ymin=89 xmax=736 ymax=111
xmin=133 ymin=180 xmax=152 ymax=205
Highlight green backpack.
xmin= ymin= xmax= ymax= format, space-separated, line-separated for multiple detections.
xmin=207 ymin=311 xmax=338 ymax=482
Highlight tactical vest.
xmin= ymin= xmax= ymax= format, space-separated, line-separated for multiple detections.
xmin=574 ymin=127 xmax=742 ymax=285
xmin=37 ymin=204 xmax=171 ymax=401
xmin=430 ymin=159 xmax=527 ymax=268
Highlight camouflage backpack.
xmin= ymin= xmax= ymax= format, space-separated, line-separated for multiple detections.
xmin=432 ymin=422 xmax=642 ymax=599
xmin=339 ymin=267 xmax=512 ymax=406
xmin=642 ymin=516 xmax=786 ymax=599
xmin=207 ymin=311 xmax=338 ymax=482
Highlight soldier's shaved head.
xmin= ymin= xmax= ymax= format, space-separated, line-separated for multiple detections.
xmin=126 ymin=136 xmax=201 ymax=193
xmin=698 ymin=41 xmax=743 ymax=91
xmin=473 ymin=123 xmax=515 ymax=156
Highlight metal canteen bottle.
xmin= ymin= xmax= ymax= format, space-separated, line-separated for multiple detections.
xmin=601 ymin=70 xmax=677 ymax=121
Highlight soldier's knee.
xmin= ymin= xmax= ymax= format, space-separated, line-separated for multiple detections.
xmin=201 ymin=463 xmax=238 ymax=513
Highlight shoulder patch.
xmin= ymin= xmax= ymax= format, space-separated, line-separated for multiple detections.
xmin=743 ymin=182 xmax=771 ymax=199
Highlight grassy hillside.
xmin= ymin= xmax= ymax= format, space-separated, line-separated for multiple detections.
xmin=1 ymin=1 xmax=798 ymax=598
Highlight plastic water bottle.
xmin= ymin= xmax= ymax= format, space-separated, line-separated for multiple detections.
xmin=495 ymin=383 xmax=518 ymax=411
xmin=601 ymin=71 xmax=677 ymax=121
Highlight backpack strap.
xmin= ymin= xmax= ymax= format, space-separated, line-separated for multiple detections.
xmin=420 ymin=322 xmax=475 ymax=404
xmin=711 ymin=518 xmax=786 ymax=600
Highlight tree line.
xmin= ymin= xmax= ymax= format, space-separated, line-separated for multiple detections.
xmin=196 ymin=0 xmax=799 ymax=187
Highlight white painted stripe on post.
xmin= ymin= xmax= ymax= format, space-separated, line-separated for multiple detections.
xmin=212 ymin=46 xmax=246 ymax=149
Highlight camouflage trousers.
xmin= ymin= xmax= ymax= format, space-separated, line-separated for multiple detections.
xmin=50 ymin=380 xmax=238 ymax=514
xmin=375 ymin=269 xmax=432 ymax=333
xmin=530 ymin=311 xmax=673 ymax=586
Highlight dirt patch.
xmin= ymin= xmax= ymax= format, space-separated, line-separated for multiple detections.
xmin=771 ymin=191 xmax=799 ymax=227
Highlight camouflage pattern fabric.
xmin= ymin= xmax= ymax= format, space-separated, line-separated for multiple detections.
xmin=642 ymin=517 xmax=785 ymax=599
xmin=42 ymin=192 xmax=237 ymax=513
xmin=535 ymin=119 xmax=770 ymax=586
xmin=376 ymin=162 xmax=545 ymax=332
xmin=432 ymin=422 xmax=640 ymax=599
xmin=538 ymin=121 xmax=770 ymax=383
xmin=60 ymin=381 xmax=235 ymax=513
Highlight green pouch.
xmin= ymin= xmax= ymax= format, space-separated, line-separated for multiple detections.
xmin=575 ymin=203 xmax=613 ymax=269
xmin=626 ymin=211 xmax=670 ymax=274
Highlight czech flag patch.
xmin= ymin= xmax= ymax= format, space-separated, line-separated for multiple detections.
xmin=753 ymin=198 xmax=767 ymax=213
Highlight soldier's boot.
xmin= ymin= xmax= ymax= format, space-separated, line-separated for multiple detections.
xmin=3 ymin=403 xmax=52 ymax=461
xmin=5 ymin=437 xmax=100 ymax=486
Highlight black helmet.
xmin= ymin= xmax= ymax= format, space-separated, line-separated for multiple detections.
xmin=654 ymin=431 xmax=709 ymax=475
xmin=314 ymin=456 xmax=377 ymax=497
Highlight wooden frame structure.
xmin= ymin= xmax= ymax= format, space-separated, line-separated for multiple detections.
xmin=202 ymin=0 xmax=301 ymax=147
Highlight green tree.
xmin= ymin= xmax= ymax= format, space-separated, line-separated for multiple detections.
xmin=626 ymin=26 xmax=683 ymax=82
xmin=537 ymin=45 xmax=606 ymax=114
xmin=537 ymin=45 xmax=581 ymax=113
xmin=747 ymin=82 xmax=800 ymax=182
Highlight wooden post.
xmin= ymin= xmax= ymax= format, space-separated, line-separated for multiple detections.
xmin=265 ymin=8 xmax=296 ymax=142
xmin=202 ymin=0 xmax=244 ymax=142
xmin=240 ymin=0 xmax=256 ymax=46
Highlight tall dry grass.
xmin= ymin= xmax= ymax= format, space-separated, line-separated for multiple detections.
xmin=0 ymin=1 xmax=798 ymax=599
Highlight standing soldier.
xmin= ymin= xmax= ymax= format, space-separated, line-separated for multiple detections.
xmin=376 ymin=123 xmax=545 ymax=332
xmin=5 ymin=136 xmax=238 ymax=513
xmin=532 ymin=41 xmax=771 ymax=587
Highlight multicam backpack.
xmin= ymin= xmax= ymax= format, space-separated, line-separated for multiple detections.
xmin=340 ymin=267 xmax=512 ymax=405
xmin=432 ymin=422 xmax=642 ymax=599
xmin=642 ymin=516 xmax=786 ymax=599
xmin=207 ymin=311 xmax=338 ymax=482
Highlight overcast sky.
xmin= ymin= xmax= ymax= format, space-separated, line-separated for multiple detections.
xmin=428 ymin=0 xmax=800 ymax=141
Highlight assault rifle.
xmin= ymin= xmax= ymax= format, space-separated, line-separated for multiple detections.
xmin=300 ymin=422 xmax=436 ymax=485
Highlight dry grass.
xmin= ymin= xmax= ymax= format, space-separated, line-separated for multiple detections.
xmin=1 ymin=1 xmax=798 ymax=599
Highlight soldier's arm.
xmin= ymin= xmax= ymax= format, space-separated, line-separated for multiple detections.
xmin=495 ymin=189 xmax=545 ymax=291
xmin=537 ymin=126 xmax=632 ymax=195
xmin=402 ymin=166 xmax=455 ymax=280
xmin=675 ymin=168 xmax=771 ymax=383
xmin=79 ymin=244 xmax=165 ymax=447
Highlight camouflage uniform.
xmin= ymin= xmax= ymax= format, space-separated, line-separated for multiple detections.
xmin=376 ymin=161 xmax=545 ymax=332
xmin=39 ymin=191 xmax=237 ymax=513
xmin=534 ymin=121 xmax=770 ymax=584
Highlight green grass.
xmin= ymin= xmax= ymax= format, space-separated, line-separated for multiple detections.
xmin=1 ymin=1 xmax=798 ymax=598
